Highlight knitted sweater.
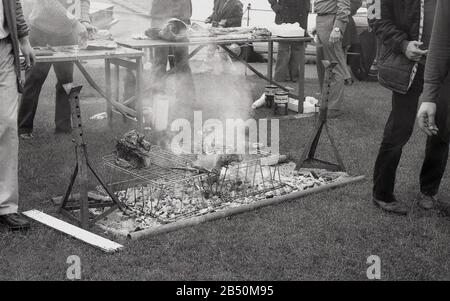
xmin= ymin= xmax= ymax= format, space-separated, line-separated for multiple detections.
xmin=421 ymin=0 xmax=450 ymax=104
xmin=26 ymin=0 xmax=90 ymax=36
xmin=150 ymin=0 xmax=192 ymax=28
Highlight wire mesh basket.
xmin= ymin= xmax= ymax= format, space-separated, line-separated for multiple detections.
xmin=101 ymin=146 xmax=288 ymax=223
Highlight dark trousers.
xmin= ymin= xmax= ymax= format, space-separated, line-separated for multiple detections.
xmin=18 ymin=27 xmax=76 ymax=134
xmin=151 ymin=46 xmax=196 ymax=120
xmin=274 ymin=42 xmax=302 ymax=82
xmin=373 ymin=66 xmax=450 ymax=201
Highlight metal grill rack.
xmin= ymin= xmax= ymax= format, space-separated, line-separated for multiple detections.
xmin=101 ymin=146 xmax=289 ymax=223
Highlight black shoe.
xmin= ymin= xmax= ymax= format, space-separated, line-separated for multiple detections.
xmin=345 ymin=78 xmax=354 ymax=86
xmin=416 ymin=193 xmax=438 ymax=210
xmin=0 ymin=213 xmax=31 ymax=231
xmin=373 ymin=197 xmax=409 ymax=216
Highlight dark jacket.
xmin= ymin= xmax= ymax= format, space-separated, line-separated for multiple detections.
xmin=208 ymin=0 xmax=243 ymax=28
xmin=150 ymin=0 xmax=192 ymax=28
xmin=268 ymin=0 xmax=310 ymax=30
xmin=368 ymin=0 xmax=421 ymax=94
xmin=421 ymin=0 xmax=450 ymax=104
xmin=342 ymin=0 xmax=362 ymax=48
xmin=3 ymin=0 xmax=29 ymax=91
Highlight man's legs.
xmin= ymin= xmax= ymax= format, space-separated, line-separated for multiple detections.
xmin=316 ymin=44 xmax=325 ymax=90
xmin=53 ymin=61 xmax=74 ymax=133
xmin=373 ymin=70 xmax=424 ymax=202
xmin=174 ymin=45 xmax=196 ymax=119
xmin=17 ymin=62 xmax=52 ymax=135
xmin=151 ymin=46 xmax=170 ymax=94
xmin=289 ymin=42 xmax=302 ymax=81
xmin=316 ymin=15 xmax=352 ymax=111
xmin=0 ymin=39 xmax=20 ymax=216
xmin=274 ymin=42 xmax=291 ymax=82
xmin=420 ymin=75 xmax=450 ymax=197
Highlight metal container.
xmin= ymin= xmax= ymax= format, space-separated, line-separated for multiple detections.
xmin=274 ymin=91 xmax=289 ymax=104
xmin=265 ymin=85 xmax=277 ymax=108
xmin=274 ymin=91 xmax=289 ymax=116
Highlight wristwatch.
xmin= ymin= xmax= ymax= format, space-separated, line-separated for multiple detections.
xmin=333 ymin=27 xmax=341 ymax=33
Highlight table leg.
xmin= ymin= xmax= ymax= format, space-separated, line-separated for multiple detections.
xmin=136 ymin=57 xmax=144 ymax=131
xmin=115 ymin=64 xmax=120 ymax=102
xmin=105 ymin=59 xmax=112 ymax=127
xmin=268 ymin=40 xmax=274 ymax=83
xmin=297 ymin=42 xmax=306 ymax=113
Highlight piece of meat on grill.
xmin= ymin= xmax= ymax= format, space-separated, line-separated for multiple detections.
xmin=116 ymin=130 xmax=152 ymax=169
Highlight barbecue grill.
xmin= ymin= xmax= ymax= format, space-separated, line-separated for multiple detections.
xmin=100 ymin=146 xmax=289 ymax=224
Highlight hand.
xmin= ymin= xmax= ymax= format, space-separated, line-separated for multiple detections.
xmin=19 ymin=36 xmax=35 ymax=70
xmin=417 ymin=102 xmax=439 ymax=136
xmin=82 ymin=22 xmax=97 ymax=37
xmin=329 ymin=29 xmax=342 ymax=44
xmin=74 ymin=21 xmax=89 ymax=40
xmin=404 ymin=41 xmax=428 ymax=62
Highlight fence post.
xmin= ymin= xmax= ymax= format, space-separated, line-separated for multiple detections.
xmin=247 ymin=3 xmax=251 ymax=26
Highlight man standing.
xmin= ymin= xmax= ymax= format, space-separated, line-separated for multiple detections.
xmin=0 ymin=0 xmax=35 ymax=230
xmin=268 ymin=0 xmax=310 ymax=83
xmin=18 ymin=0 xmax=94 ymax=138
xmin=417 ymin=0 xmax=450 ymax=210
xmin=369 ymin=0 xmax=443 ymax=215
xmin=206 ymin=0 xmax=244 ymax=28
xmin=150 ymin=0 xmax=195 ymax=121
xmin=314 ymin=0 xmax=352 ymax=117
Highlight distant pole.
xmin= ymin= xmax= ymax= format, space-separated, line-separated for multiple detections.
xmin=247 ymin=3 xmax=251 ymax=26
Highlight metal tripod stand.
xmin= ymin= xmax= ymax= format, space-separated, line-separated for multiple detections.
xmin=59 ymin=85 xmax=126 ymax=229
xmin=297 ymin=61 xmax=346 ymax=172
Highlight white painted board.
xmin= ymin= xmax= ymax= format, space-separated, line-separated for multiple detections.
xmin=23 ymin=210 xmax=124 ymax=253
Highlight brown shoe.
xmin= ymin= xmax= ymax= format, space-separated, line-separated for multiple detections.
xmin=373 ymin=197 xmax=409 ymax=215
xmin=417 ymin=193 xmax=438 ymax=210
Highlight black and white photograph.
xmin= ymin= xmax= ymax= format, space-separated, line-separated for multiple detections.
xmin=0 ymin=0 xmax=450 ymax=285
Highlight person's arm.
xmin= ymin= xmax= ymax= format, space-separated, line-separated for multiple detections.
xmin=79 ymin=0 xmax=96 ymax=33
xmin=15 ymin=0 xmax=29 ymax=39
xmin=16 ymin=0 xmax=35 ymax=69
xmin=333 ymin=0 xmax=351 ymax=33
xmin=417 ymin=0 xmax=450 ymax=136
xmin=80 ymin=0 xmax=91 ymax=24
xmin=368 ymin=0 xmax=408 ymax=55
xmin=206 ymin=0 xmax=218 ymax=23
xmin=350 ymin=0 xmax=363 ymax=15
xmin=421 ymin=0 xmax=450 ymax=104
xmin=268 ymin=0 xmax=282 ymax=13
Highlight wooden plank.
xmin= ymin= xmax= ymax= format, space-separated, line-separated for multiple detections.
xmin=23 ymin=210 xmax=124 ymax=253
xmin=34 ymin=47 xmax=144 ymax=63
xmin=110 ymin=58 xmax=138 ymax=70
xmin=129 ymin=176 xmax=366 ymax=239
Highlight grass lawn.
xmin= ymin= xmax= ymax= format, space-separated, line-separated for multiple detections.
xmin=1 ymin=61 xmax=450 ymax=281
